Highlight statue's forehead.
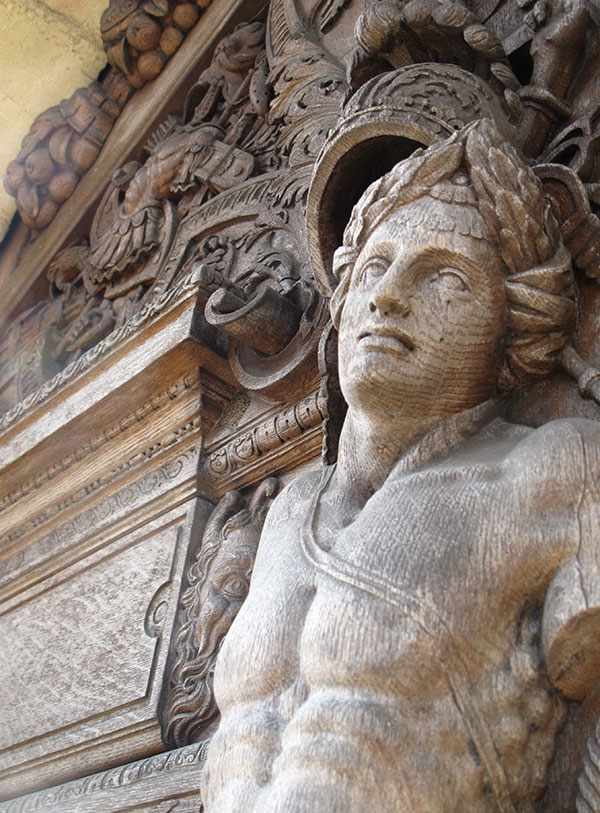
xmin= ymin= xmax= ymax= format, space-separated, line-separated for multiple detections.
xmin=364 ymin=196 xmax=493 ymax=245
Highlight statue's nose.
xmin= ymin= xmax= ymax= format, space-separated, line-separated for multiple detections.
xmin=368 ymin=272 xmax=410 ymax=317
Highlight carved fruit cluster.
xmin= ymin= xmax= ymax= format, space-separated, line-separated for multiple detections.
xmin=101 ymin=0 xmax=209 ymax=86
xmin=3 ymin=71 xmax=132 ymax=230
xmin=3 ymin=0 xmax=213 ymax=231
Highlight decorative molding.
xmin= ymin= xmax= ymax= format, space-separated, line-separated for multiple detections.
xmin=0 ymin=742 xmax=208 ymax=812
xmin=0 ymin=264 xmax=204 ymax=436
xmin=202 ymin=391 xmax=326 ymax=485
xmin=0 ymin=445 xmax=199 ymax=584
xmin=0 ymin=373 xmax=197 ymax=517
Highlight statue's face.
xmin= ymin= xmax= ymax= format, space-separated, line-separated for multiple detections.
xmin=338 ymin=196 xmax=505 ymax=420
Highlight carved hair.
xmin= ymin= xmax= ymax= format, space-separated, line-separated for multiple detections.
xmin=330 ymin=118 xmax=576 ymax=390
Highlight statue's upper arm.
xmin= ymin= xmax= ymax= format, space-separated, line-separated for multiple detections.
xmin=542 ymin=420 xmax=600 ymax=701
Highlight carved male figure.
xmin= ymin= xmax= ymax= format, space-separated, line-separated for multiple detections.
xmin=202 ymin=120 xmax=600 ymax=810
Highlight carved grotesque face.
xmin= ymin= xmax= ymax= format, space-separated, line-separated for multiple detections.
xmin=195 ymin=530 xmax=257 ymax=660
xmin=337 ymin=194 xmax=506 ymax=420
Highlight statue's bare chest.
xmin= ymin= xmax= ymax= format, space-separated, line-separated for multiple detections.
xmin=223 ymin=464 xmax=566 ymax=705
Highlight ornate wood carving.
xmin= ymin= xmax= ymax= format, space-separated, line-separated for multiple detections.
xmin=2 ymin=0 xmax=600 ymax=809
xmin=160 ymin=478 xmax=279 ymax=747
xmin=2 ymin=1 xmax=215 ymax=231
xmin=202 ymin=390 xmax=325 ymax=492
xmin=0 ymin=741 xmax=207 ymax=813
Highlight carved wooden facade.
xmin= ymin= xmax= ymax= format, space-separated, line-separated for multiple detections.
xmin=1 ymin=0 xmax=600 ymax=809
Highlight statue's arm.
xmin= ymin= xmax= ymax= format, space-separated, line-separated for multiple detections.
xmin=539 ymin=421 xmax=600 ymax=808
xmin=541 ymin=420 xmax=600 ymax=704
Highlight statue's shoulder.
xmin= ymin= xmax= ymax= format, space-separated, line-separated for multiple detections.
xmin=253 ymin=468 xmax=323 ymax=568
xmin=263 ymin=467 xmax=324 ymax=527
xmin=506 ymin=415 xmax=600 ymax=479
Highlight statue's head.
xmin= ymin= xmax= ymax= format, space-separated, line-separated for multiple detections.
xmin=329 ymin=119 xmax=575 ymax=417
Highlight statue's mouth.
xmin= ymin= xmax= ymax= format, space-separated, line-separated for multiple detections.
xmin=358 ymin=327 xmax=414 ymax=352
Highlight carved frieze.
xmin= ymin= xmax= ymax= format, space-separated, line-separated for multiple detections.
xmin=0 ymin=741 xmax=207 ymax=813
xmin=202 ymin=390 xmax=325 ymax=492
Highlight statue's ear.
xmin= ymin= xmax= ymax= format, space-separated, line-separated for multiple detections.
xmin=318 ymin=321 xmax=347 ymax=466
xmin=329 ymin=250 xmax=354 ymax=328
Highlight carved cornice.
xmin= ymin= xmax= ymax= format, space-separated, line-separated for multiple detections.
xmin=0 ymin=373 xmax=198 ymax=518
xmin=0 ymin=742 xmax=208 ymax=812
xmin=202 ymin=389 xmax=325 ymax=492
xmin=0 ymin=445 xmax=200 ymax=590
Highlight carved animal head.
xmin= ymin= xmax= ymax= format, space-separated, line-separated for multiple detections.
xmin=161 ymin=479 xmax=278 ymax=747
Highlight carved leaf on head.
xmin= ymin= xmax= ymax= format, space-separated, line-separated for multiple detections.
xmin=316 ymin=0 xmax=352 ymax=32
xmin=577 ymin=718 xmax=600 ymax=812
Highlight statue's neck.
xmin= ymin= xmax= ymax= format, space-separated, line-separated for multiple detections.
xmin=333 ymin=410 xmax=437 ymax=511
xmin=331 ymin=400 xmax=498 ymax=520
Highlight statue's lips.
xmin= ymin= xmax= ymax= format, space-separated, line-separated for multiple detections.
xmin=358 ymin=327 xmax=415 ymax=353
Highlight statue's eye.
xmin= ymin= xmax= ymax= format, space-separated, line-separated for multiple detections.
xmin=221 ymin=574 xmax=248 ymax=601
xmin=358 ymin=257 xmax=389 ymax=286
xmin=433 ymin=267 xmax=471 ymax=292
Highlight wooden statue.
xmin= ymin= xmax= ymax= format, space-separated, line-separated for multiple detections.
xmin=201 ymin=119 xmax=600 ymax=811
xmin=3 ymin=1 xmax=600 ymax=806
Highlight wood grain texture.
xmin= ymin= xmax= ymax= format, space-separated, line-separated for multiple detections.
xmin=1 ymin=0 xmax=600 ymax=809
